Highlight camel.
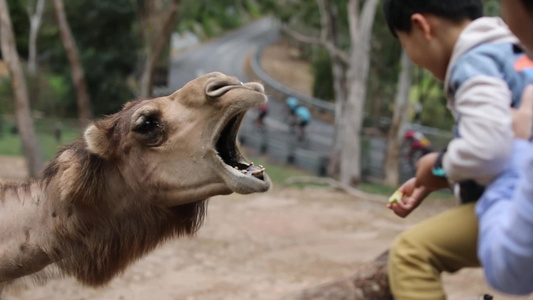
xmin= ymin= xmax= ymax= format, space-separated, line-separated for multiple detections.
xmin=0 ymin=72 xmax=271 ymax=296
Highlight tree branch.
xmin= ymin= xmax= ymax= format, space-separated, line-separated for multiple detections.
xmin=27 ymin=0 xmax=46 ymax=74
xmin=138 ymin=0 xmax=180 ymax=97
xmin=280 ymin=24 xmax=349 ymax=64
xmin=316 ymin=0 xmax=329 ymax=42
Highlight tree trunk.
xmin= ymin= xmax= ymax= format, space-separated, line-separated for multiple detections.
xmin=0 ymin=0 xmax=43 ymax=177
xmin=281 ymin=251 xmax=392 ymax=300
xmin=326 ymin=2 xmax=348 ymax=179
xmin=53 ymin=0 xmax=92 ymax=125
xmin=27 ymin=0 xmax=46 ymax=106
xmin=28 ymin=0 xmax=45 ymax=74
xmin=327 ymin=56 xmax=348 ymax=178
xmin=138 ymin=0 xmax=180 ymax=98
xmin=339 ymin=0 xmax=380 ymax=187
xmin=383 ymin=51 xmax=413 ymax=187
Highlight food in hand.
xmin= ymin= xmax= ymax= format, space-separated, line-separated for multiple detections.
xmin=389 ymin=190 xmax=404 ymax=204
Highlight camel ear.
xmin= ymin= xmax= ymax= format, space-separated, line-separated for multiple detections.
xmin=84 ymin=124 xmax=111 ymax=157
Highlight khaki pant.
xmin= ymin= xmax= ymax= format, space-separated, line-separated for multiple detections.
xmin=388 ymin=203 xmax=480 ymax=300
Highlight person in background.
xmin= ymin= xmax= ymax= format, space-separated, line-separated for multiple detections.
xmin=475 ymin=0 xmax=533 ymax=295
xmin=403 ymin=130 xmax=432 ymax=172
xmin=255 ymin=103 xmax=268 ymax=130
xmin=477 ymin=86 xmax=533 ymax=295
xmin=286 ymin=96 xmax=299 ymax=129
xmin=294 ymin=105 xmax=311 ymax=142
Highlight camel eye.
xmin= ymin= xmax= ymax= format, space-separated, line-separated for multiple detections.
xmin=132 ymin=116 xmax=160 ymax=134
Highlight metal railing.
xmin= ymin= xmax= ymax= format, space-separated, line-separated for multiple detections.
xmin=250 ymin=42 xmax=335 ymax=114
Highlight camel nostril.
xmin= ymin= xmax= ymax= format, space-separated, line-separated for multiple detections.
xmin=245 ymin=82 xmax=265 ymax=93
xmin=205 ymin=80 xmax=237 ymax=98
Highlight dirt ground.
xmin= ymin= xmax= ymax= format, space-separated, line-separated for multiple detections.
xmin=1 ymin=156 xmax=532 ymax=300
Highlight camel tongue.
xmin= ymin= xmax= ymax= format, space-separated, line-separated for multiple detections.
xmin=244 ymin=162 xmax=265 ymax=179
xmin=246 ymin=165 xmax=264 ymax=177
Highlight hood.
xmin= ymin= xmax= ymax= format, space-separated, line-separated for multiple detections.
xmin=445 ymin=17 xmax=519 ymax=91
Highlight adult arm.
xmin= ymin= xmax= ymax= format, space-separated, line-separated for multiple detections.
xmin=476 ymin=140 xmax=533 ymax=295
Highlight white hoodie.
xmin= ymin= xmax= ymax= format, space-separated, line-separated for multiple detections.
xmin=441 ymin=17 xmax=529 ymax=186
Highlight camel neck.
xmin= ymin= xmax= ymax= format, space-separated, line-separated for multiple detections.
xmin=0 ymin=181 xmax=53 ymax=282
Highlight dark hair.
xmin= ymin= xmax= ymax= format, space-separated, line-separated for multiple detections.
xmin=522 ymin=0 xmax=533 ymax=11
xmin=383 ymin=0 xmax=483 ymax=37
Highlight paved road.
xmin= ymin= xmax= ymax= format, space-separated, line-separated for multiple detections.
xmin=161 ymin=18 xmax=335 ymax=169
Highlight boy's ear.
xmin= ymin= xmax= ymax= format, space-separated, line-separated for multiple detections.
xmin=411 ymin=13 xmax=433 ymax=41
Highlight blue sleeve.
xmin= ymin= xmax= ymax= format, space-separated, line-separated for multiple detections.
xmin=476 ymin=140 xmax=533 ymax=295
xmin=449 ymin=48 xmax=504 ymax=96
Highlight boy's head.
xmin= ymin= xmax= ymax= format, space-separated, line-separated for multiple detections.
xmin=501 ymin=0 xmax=533 ymax=55
xmin=384 ymin=0 xmax=483 ymax=36
xmin=383 ymin=0 xmax=483 ymax=80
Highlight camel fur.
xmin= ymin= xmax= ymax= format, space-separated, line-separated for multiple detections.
xmin=0 ymin=72 xmax=270 ymax=295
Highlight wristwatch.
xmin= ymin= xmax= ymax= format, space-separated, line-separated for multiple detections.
xmin=432 ymin=150 xmax=447 ymax=178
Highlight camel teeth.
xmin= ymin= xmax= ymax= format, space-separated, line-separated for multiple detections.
xmin=234 ymin=166 xmax=239 ymax=170
xmin=249 ymin=162 xmax=254 ymax=166
xmin=252 ymin=170 xmax=264 ymax=176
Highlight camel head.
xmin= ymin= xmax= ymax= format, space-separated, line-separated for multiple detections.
xmin=83 ymin=72 xmax=271 ymax=207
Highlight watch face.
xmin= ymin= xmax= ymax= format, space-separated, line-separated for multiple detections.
xmin=432 ymin=167 xmax=446 ymax=177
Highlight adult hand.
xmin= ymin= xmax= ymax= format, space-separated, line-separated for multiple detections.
xmin=512 ymin=85 xmax=533 ymax=140
xmin=387 ymin=178 xmax=431 ymax=218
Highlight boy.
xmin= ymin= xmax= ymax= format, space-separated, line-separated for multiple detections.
xmin=476 ymin=0 xmax=533 ymax=295
xmin=382 ymin=0 xmax=533 ymax=299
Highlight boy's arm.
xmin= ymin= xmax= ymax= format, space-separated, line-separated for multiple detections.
xmin=476 ymin=140 xmax=533 ymax=295
xmin=443 ymin=56 xmax=513 ymax=185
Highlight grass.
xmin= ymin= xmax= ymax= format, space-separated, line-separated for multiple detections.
xmin=243 ymin=154 xmax=310 ymax=186
xmin=0 ymin=119 xmax=82 ymax=161
xmin=246 ymin=151 xmax=454 ymax=200
xmin=0 ymin=120 xmax=454 ymax=200
xmin=360 ymin=181 xmax=454 ymax=200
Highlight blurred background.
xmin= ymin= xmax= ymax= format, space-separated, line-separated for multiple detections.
xmin=0 ymin=0 xmax=499 ymax=189
xmin=4 ymin=1 xmax=526 ymax=299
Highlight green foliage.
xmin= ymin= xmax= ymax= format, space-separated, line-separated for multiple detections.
xmin=483 ymin=0 xmax=501 ymax=16
xmin=179 ymin=0 xmax=254 ymax=38
xmin=419 ymin=94 xmax=454 ymax=130
xmin=2 ymin=0 xmax=277 ymax=120
xmin=244 ymin=0 xmax=262 ymax=18
xmin=0 ymin=78 xmax=13 ymax=114
xmin=53 ymin=0 xmax=139 ymax=116
xmin=311 ymin=48 xmax=335 ymax=101
xmin=7 ymin=0 xmax=29 ymax=58
xmin=36 ymin=73 xmax=74 ymax=116
xmin=366 ymin=2 xmax=403 ymax=126
xmin=0 ymin=119 xmax=81 ymax=160
xmin=410 ymin=68 xmax=454 ymax=130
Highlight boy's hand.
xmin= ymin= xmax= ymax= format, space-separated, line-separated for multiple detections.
xmin=387 ymin=178 xmax=430 ymax=218
xmin=512 ymin=85 xmax=533 ymax=140
xmin=415 ymin=152 xmax=450 ymax=191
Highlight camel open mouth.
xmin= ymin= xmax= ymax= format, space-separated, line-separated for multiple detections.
xmin=216 ymin=113 xmax=265 ymax=179
xmin=207 ymin=78 xmax=270 ymax=194
xmin=213 ymin=111 xmax=271 ymax=194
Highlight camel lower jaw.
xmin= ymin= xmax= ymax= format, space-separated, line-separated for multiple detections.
xmin=209 ymin=151 xmax=271 ymax=194
xmin=221 ymin=162 xmax=272 ymax=194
